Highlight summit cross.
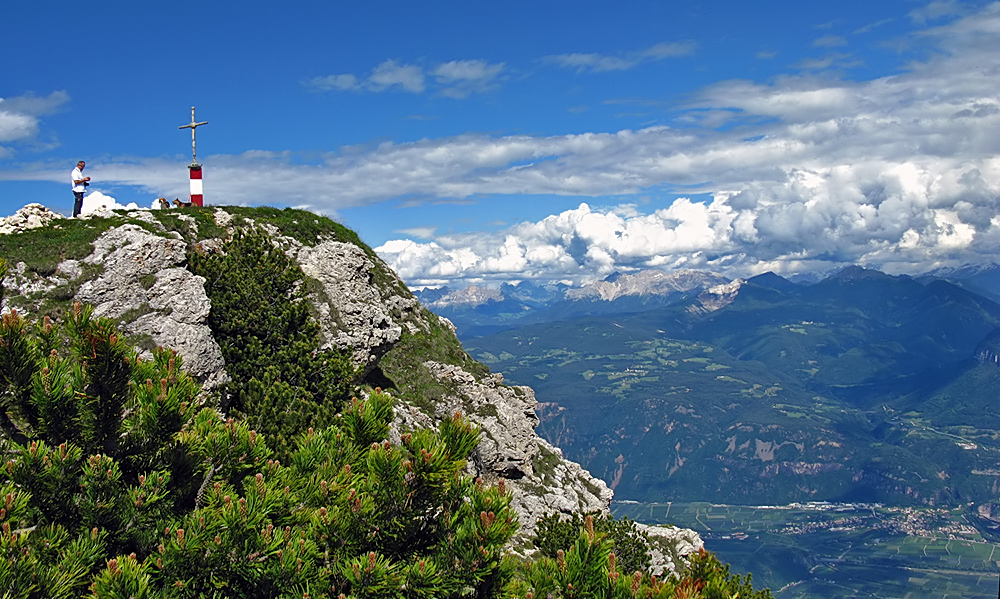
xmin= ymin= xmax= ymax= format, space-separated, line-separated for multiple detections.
xmin=178 ymin=106 xmax=208 ymax=166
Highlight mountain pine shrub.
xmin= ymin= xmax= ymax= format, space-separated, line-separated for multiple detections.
xmin=532 ymin=511 xmax=651 ymax=576
xmin=509 ymin=514 xmax=773 ymax=599
xmin=0 ymin=297 xmax=520 ymax=597
xmin=187 ymin=228 xmax=358 ymax=452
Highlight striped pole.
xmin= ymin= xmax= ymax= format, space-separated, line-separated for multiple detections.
xmin=178 ymin=106 xmax=208 ymax=206
xmin=189 ymin=164 xmax=203 ymax=207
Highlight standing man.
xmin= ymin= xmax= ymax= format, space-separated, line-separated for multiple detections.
xmin=71 ymin=160 xmax=90 ymax=217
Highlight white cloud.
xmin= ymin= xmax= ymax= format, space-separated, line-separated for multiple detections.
xmin=0 ymin=91 xmax=70 ymax=148
xmin=2 ymin=91 xmax=70 ymax=116
xmin=433 ymin=59 xmax=505 ymax=98
xmin=642 ymin=41 xmax=698 ymax=59
xmin=377 ymin=149 xmax=1000 ymax=286
xmin=909 ymin=0 xmax=969 ymax=23
xmin=0 ymin=110 xmax=37 ymax=143
xmin=545 ymin=41 xmax=696 ymax=73
xmin=813 ymin=35 xmax=848 ymax=48
xmin=368 ymin=60 xmax=425 ymax=93
xmin=433 ymin=60 xmax=503 ymax=83
xmin=854 ymin=18 xmax=895 ymax=35
xmin=306 ymin=58 xmax=505 ymax=97
xmin=304 ymin=60 xmax=424 ymax=94
xmin=546 ymin=53 xmax=635 ymax=72
xmin=306 ymin=74 xmax=359 ymax=91
xmin=80 ymin=191 xmax=140 ymax=214
xmin=794 ymin=53 xmax=861 ymax=70
xmin=397 ymin=226 xmax=437 ymax=239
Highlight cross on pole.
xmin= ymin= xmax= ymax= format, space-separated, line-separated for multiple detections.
xmin=178 ymin=106 xmax=208 ymax=166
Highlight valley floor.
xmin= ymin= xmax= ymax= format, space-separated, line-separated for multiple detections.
xmin=613 ymin=501 xmax=1000 ymax=599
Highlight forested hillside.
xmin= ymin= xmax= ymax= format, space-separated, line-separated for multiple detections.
xmin=465 ymin=267 xmax=1000 ymax=506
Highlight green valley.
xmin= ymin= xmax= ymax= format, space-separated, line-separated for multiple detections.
xmin=462 ymin=268 xmax=1000 ymax=507
xmin=613 ymin=501 xmax=1000 ymax=599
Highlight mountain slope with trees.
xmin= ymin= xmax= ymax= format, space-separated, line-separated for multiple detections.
xmin=0 ymin=204 xmax=773 ymax=597
xmin=464 ymin=267 xmax=1000 ymax=506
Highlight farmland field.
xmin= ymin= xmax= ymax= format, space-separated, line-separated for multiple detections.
xmin=613 ymin=501 xmax=1000 ymax=599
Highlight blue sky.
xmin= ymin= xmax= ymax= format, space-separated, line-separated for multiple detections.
xmin=3 ymin=0 xmax=1000 ymax=286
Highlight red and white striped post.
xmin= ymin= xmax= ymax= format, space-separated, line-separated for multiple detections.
xmin=188 ymin=164 xmax=203 ymax=207
xmin=178 ymin=106 xmax=208 ymax=206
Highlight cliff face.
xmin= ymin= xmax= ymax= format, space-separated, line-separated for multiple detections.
xmin=0 ymin=203 xmax=697 ymax=564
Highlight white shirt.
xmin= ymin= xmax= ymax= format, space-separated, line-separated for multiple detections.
xmin=72 ymin=167 xmax=86 ymax=193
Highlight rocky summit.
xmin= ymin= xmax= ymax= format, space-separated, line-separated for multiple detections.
xmin=0 ymin=203 xmax=701 ymax=569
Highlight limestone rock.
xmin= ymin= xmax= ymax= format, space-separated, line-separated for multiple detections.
xmin=637 ymin=523 xmax=705 ymax=577
xmin=0 ymin=203 xmax=66 ymax=235
xmin=423 ymin=361 xmax=539 ymax=479
xmin=509 ymin=438 xmax=613 ymax=531
xmin=294 ymin=241 xmax=403 ymax=374
xmin=74 ymin=224 xmax=226 ymax=389
xmin=415 ymin=361 xmax=612 ymax=535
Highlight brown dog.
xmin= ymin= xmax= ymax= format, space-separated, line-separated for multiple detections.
xmin=172 ymin=198 xmax=193 ymax=209
xmin=157 ymin=197 xmax=171 ymax=209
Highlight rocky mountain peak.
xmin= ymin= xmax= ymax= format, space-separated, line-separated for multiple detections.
xmin=0 ymin=204 xmax=699 ymax=567
xmin=566 ymin=268 xmax=730 ymax=302
xmin=424 ymin=284 xmax=504 ymax=308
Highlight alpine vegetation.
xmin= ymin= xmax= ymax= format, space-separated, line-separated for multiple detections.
xmin=0 ymin=205 xmax=772 ymax=597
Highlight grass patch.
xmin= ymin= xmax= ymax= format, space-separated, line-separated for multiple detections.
xmin=151 ymin=208 xmax=225 ymax=241
xmin=375 ymin=306 xmax=491 ymax=414
xmin=532 ymin=443 xmax=563 ymax=483
xmin=0 ymin=218 xmax=114 ymax=276
xmin=117 ymin=303 xmax=157 ymax=324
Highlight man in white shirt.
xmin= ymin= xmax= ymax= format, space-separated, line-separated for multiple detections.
xmin=71 ymin=160 xmax=90 ymax=217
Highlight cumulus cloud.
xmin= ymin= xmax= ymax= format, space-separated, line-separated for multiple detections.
xmin=544 ymin=41 xmax=696 ymax=73
xmin=80 ymin=191 xmax=140 ymax=214
xmin=377 ymin=152 xmax=1000 ymax=287
xmin=0 ymin=91 xmax=69 ymax=151
xmin=306 ymin=58 xmax=504 ymax=97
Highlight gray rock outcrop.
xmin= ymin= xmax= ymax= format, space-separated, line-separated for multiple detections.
xmin=0 ymin=203 xmax=66 ymax=235
xmin=637 ymin=523 xmax=705 ymax=577
xmin=73 ymin=224 xmax=228 ymax=389
xmin=408 ymin=361 xmax=613 ymax=535
xmin=294 ymin=241 xmax=404 ymax=375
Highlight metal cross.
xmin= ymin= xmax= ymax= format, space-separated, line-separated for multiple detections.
xmin=178 ymin=106 xmax=208 ymax=166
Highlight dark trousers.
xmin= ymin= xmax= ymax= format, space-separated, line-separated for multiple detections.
xmin=73 ymin=192 xmax=84 ymax=217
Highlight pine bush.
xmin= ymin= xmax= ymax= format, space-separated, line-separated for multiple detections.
xmin=187 ymin=229 xmax=358 ymax=452
xmin=533 ymin=511 xmax=652 ymax=575
xmin=0 ymin=296 xmax=519 ymax=597
xmin=510 ymin=514 xmax=774 ymax=599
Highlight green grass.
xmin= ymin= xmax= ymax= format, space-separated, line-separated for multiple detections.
xmin=0 ymin=217 xmax=116 ymax=276
xmin=374 ymin=306 xmax=491 ymax=414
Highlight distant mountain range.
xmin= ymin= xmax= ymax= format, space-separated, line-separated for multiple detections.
xmin=415 ymin=269 xmax=730 ymax=337
xmin=420 ymin=264 xmax=1000 ymax=506
xmin=417 ymin=264 xmax=1000 ymax=339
